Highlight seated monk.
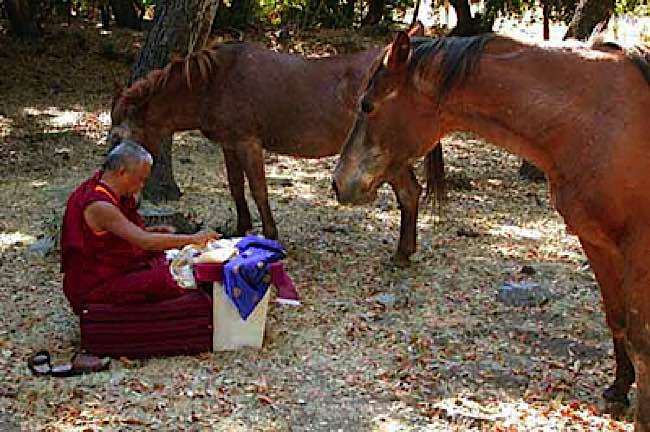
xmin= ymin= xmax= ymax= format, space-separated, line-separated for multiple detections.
xmin=61 ymin=140 xmax=219 ymax=315
xmin=46 ymin=141 xmax=219 ymax=373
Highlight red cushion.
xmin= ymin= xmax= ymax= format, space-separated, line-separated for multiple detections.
xmin=80 ymin=291 xmax=212 ymax=359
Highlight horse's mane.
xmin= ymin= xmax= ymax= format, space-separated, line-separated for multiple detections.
xmin=408 ymin=33 xmax=650 ymax=99
xmin=409 ymin=33 xmax=494 ymax=101
xmin=123 ymin=47 xmax=225 ymax=104
xmin=589 ymin=38 xmax=650 ymax=85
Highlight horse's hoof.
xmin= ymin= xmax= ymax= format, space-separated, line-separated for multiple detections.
xmin=602 ymin=385 xmax=631 ymax=406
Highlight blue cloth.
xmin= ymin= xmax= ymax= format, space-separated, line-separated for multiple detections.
xmin=223 ymin=236 xmax=287 ymax=320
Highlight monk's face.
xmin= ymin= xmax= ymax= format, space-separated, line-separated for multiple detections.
xmin=120 ymin=161 xmax=151 ymax=196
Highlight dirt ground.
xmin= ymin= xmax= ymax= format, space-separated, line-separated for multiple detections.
xmin=0 ymin=20 xmax=637 ymax=430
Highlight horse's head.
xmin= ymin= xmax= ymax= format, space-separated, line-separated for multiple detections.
xmin=108 ymin=82 xmax=162 ymax=155
xmin=333 ymin=31 xmax=440 ymax=204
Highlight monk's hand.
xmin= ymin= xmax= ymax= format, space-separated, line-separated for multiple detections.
xmin=191 ymin=230 xmax=221 ymax=246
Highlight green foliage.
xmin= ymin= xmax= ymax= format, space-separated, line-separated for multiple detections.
xmin=259 ymin=0 xmax=356 ymax=28
xmin=433 ymin=0 xmax=648 ymax=30
xmin=479 ymin=0 xmax=578 ymax=24
xmin=213 ymin=0 xmax=417 ymax=29
xmin=616 ymin=0 xmax=650 ymax=15
xmin=213 ymin=0 xmax=259 ymax=29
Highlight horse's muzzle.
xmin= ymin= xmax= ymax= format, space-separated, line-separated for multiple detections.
xmin=332 ymin=177 xmax=375 ymax=205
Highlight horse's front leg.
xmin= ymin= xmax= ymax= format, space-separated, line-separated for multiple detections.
xmin=579 ymin=238 xmax=635 ymax=406
xmin=222 ymin=147 xmax=253 ymax=235
xmin=387 ymin=165 xmax=422 ymax=267
xmin=236 ymin=139 xmax=277 ymax=239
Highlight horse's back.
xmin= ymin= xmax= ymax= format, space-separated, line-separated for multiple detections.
xmin=202 ymin=44 xmax=371 ymax=157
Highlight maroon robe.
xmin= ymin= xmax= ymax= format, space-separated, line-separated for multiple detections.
xmin=61 ymin=171 xmax=182 ymax=315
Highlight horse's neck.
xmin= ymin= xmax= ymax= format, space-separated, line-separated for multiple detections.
xmin=145 ymin=73 xmax=205 ymax=133
xmin=442 ymin=44 xmax=603 ymax=178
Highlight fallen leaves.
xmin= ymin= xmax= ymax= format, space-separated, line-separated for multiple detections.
xmin=0 ymin=21 xmax=638 ymax=432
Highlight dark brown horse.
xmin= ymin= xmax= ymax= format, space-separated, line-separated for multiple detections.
xmin=333 ymin=33 xmax=650 ymax=429
xmin=109 ymin=30 xmax=442 ymax=265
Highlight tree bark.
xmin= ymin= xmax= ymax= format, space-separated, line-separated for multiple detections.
xmin=449 ymin=0 xmax=472 ymax=33
xmin=131 ymin=0 xmax=219 ymax=203
xmin=410 ymin=0 xmax=422 ymax=27
xmin=100 ymin=4 xmax=111 ymax=28
xmin=447 ymin=0 xmax=493 ymax=36
xmin=5 ymin=0 xmax=39 ymax=39
xmin=543 ymin=1 xmax=550 ymax=41
xmin=564 ymin=0 xmax=615 ymax=40
xmin=109 ymin=0 xmax=141 ymax=30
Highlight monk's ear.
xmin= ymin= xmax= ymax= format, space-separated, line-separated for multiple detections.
xmin=384 ymin=31 xmax=411 ymax=71
xmin=408 ymin=21 xmax=425 ymax=37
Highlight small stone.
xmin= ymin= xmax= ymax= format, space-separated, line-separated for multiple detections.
xmin=497 ymin=281 xmax=551 ymax=307
xmin=370 ymin=293 xmax=397 ymax=306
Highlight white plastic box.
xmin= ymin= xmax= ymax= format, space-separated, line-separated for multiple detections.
xmin=212 ymin=283 xmax=270 ymax=351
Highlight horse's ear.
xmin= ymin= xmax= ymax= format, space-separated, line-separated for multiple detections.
xmin=384 ymin=31 xmax=411 ymax=71
xmin=408 ymin=21 xmax=425 ymax=37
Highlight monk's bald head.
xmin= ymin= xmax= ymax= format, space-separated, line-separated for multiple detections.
xmin=103 ymin=141 xmax=153 ymax=173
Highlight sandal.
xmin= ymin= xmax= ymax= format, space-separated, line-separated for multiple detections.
xmin=27 ymin=350 xmax=110 ymax=377
xmin=50 ymin=352 xmax=111 ymax=377
xmin=27 ymin=350 xmax=52 ymax=376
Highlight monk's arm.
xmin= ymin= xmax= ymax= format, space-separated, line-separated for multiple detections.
xmin=146 ymin=225 xmax=177 ymax=233
xmin=84 ymin=201 xmax=217 ymax=251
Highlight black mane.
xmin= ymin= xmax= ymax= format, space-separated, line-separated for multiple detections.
xmin=409 ymin=33 xmax=494 ymax=100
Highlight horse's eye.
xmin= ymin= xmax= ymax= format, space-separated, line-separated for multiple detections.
xmin=361 ymin=99 xmax=374 ymax=114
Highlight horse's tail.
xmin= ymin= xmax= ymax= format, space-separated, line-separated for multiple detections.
xmin=423 ymin=143 xmax=446 ymax=213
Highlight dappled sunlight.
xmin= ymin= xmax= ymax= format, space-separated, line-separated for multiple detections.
xmin=365 ymin=394 xmax=630 ymax=430
xmin=2 ymin=23 xmax=644 ymax=430
xmin=0 ymin=114 xmax=13 ymax=138
xmin=431 ymin=396 xmax=628 ymax=430
xmin=489 ymin=224 xmax=543 ymax=241
xmin=21 ymin=106 xmax=110 ymax=139
xmin=23 ymin=106 xmax=83 ymax=128
xmin=0 ymin=232 xmax=36 ymax=250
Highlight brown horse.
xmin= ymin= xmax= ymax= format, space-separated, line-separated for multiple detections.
xmin=109 ymin=31 xmax=442 ymax=265
xmin=333 ymin=33 xmax=650 ymax=428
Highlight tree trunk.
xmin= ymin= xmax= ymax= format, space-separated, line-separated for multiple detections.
xmin=564 ymin=0 xmax=614 ymax=40
xmin=109 ymin=0 xmax=141 ymax=30
xmin=131 ymin=0 xmax=219 ymax=203
xmin=100 ymin=4 xmax=111 ymax=28
xmin=543 ymin=1 xmax=550 ymax=41
xmin=361 ymin=0 xmax=385 ymax=26
xmin=345 ymin=0 xmax=355 ymax=25
xmin=447 ymin=0 xmax=493 ymax=36
xmin=144 ymin=138 xmax=182 ymax=202
xmin=449 ymin=0 xmax=472 ymax=33
xmin=410 ymin=0 xmax=422 ymax=27
xmin=5 ymin=0 xmax=39 ymax=39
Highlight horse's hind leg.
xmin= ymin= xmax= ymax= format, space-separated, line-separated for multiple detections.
xmin=622 ymin=243 xmax=650 ymax=431
xmin=223 ymin=148 xmax=253 ymax=235
xmin=236 ymin=139 xmax=278 ymax=239
xmin=579 ymin=238 xmax=634 ymax=405
xmin=388 ymin=165 xmax=421 ymax=267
